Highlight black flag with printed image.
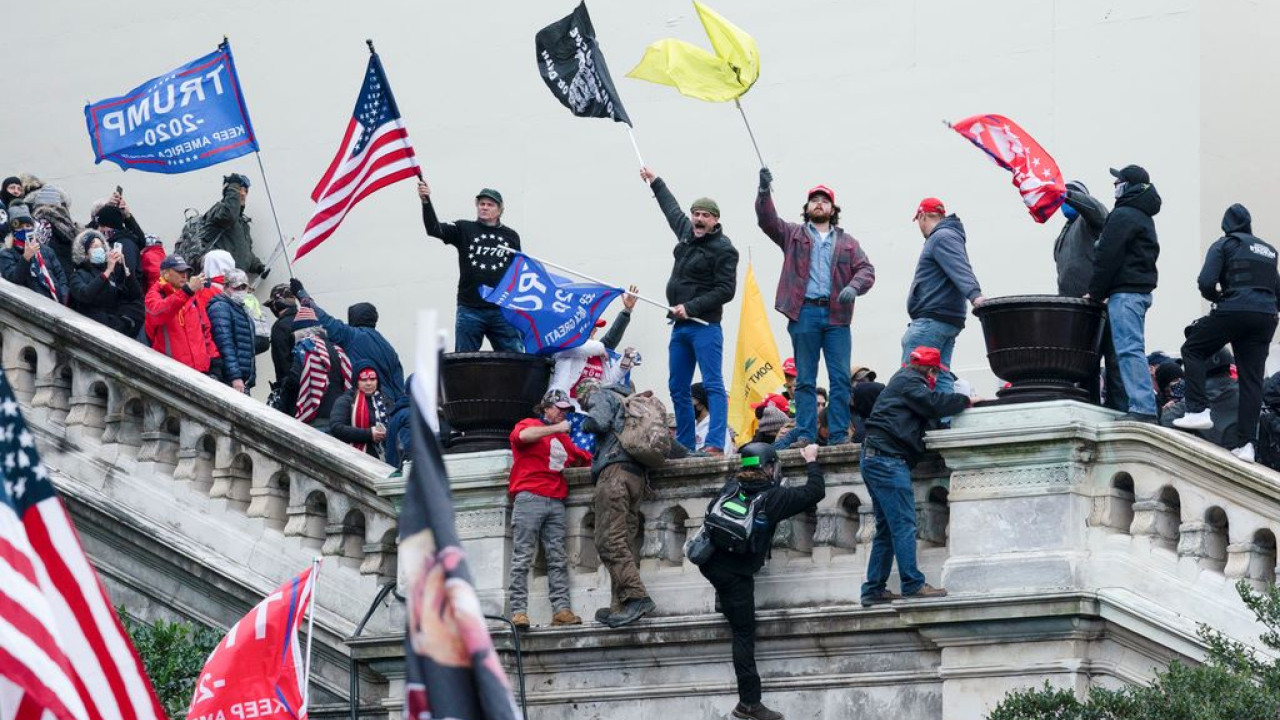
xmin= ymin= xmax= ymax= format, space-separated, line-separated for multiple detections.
xmin=535 ymin=1 xmax=633 ymax=126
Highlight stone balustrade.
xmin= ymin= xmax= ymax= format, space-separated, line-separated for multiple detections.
xmin=0 ymin=281 xmax=400 ymax=710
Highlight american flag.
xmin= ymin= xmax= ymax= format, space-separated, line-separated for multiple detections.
xmin=0 ymin=370 xmax=165 ymax=720
xmin=295 ymin=51 xmax=419 ymax=261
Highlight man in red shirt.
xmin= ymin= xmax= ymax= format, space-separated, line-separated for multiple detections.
xmin=508 ymin=389 xmax=592 ymax=629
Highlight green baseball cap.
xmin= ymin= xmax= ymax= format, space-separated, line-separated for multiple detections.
xmin=476 ymin=188 xmax=504 ymax=207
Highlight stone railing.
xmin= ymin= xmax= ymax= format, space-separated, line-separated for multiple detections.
xmin=0 ymin=281 xmax=401 ymax=711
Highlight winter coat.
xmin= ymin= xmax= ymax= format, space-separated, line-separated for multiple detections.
xmin=68 ymin=241 xmax=143 ymax=337
xmin=383 ymin=384 xmax=413 ymax=468
xmin=207 ymin=294 xmax=258 ymax=387
xmin=906 ymin=215 xmax=982 ymax=328
xmin=139 ymin=243 xmax=165 ymax=297
xmin=297 ymin=292 xmax=405 ymax=403
xmin=755 ymin=190 xmax=875 ymax=325
xmin=650 ymin=177 xmax=739 ymax=323
xmin=1196 ymin=204 xmax=1280 ymax=315
xmin=270 ymin=306 xmax=298 ymax=382
xmin=0 ymin=243 xmax=68 ymax=304
xmin=1087 ymin=182 xmax=1162 ymax=299
xmin=31 ymin=204 xmax=81 ymax=276
xmin=421 ymin=200 xmax=521 ymax=309
xmin=202 ymin=184 xmax=264 ymax=274
xmin=281 ymin=338 xmax=349 ymax=427
xmin=145 ymin=280 xmax=216 ymax=373
xmin=329 ymin=389 xmax=387 ymax=459
xmin=863 ymin=366 xmax=970 ymax=466
xmin=703 ymin=463 xmax=826 ymax=574
xmin=1053 ymin=185 xmax=1109 ymax=297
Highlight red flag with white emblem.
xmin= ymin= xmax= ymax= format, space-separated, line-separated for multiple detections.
xmin=187 ymin=564 xmax=318 ymax=720
xmin=949 ymin=113 xmax=1065 ymax=223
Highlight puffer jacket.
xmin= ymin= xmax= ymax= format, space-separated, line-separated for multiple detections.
xmin=145 ymin=280 xmax=216 ymax=373
xmin=207 ymin=293 xmax=258 ymax=387
xmin=649 ymin=177 xmax=738 ymax=323
xmin=1088 ymin=182 xmax=1162 ymax=299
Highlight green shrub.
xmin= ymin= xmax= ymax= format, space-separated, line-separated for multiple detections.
xmin=120 ymin=610 xmax=223 ymax=719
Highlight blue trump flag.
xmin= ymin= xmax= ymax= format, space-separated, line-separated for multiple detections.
xmin=84 ymin=41 xmax=258 ymax=173
xmin=481 ymin=253 xmax=622 ymax=355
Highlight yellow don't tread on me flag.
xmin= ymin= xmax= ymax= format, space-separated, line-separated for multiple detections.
xmin=626 ymin=1 xmax=760 ymax=103
xmin=729 ymin=264 xmax=785 ymax=442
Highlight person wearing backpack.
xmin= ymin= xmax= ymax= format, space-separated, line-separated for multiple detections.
xmin=1172 ymin=204 xmax=1280 ymax=463
xmin=860 ymin=346 xmax=971 ymax=607
xmin=200 ymin=174 xmax=265 ymax=276
xmin=580 ymin=382 xmax=688 ymax=628
xmin=698 ymin=441 xmax=824 ymax=720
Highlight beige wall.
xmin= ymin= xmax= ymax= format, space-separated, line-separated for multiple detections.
xmin=8 ymin=0 xmax=1224 ymax=399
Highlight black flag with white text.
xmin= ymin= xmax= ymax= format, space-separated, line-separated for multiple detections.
xmin=535 ymin=2 xmax=632 ymax=125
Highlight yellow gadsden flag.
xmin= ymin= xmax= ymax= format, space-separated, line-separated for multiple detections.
xmin=626 ymin=1 xmax=760 ymax=102
xmin=728 ymin=264 xmax=786 ymax=443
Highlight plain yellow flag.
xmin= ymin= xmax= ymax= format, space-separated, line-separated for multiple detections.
xmin=626 ymin=1 xmax=760 ymax=103
xmin=728 ymin=264 xmax=786 ymax=444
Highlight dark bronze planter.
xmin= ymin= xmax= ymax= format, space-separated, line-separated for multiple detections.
xmin=973 ymin=295 xmax=1105 ymax=404
xmin=440 ymin=352 xmax=552 ymax=452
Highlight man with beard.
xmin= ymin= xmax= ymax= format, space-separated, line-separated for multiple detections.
xmin=640 ymin=166 xmax=738 ymax=456
xmin=901 ymin=198 xmax=985 ymax=398
xmin=756 ymin=169 xmax=875 ymax=448
xmin=1085 ymin=165 xmax=1162 ymax=423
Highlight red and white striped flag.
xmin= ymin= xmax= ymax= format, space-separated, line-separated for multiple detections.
xmin=0 ymin=371 xmax=165 ymax=720
xmin=295 ymin=50 xmax=419 ymax=262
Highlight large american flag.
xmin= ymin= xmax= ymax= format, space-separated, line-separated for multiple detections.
xmin=0 ymin=371 xmax=165 ymax=720
xmin=295 ymin=51 xmax=419 ymax=261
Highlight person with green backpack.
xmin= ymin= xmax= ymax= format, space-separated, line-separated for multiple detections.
xmin=696 ymin=441 xmax=824 ymax=720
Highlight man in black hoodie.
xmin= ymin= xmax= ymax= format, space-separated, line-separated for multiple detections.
xmin=639 ymin=166 xmax=739 ymax=455
xmin=700 ymin=441 xmax=825 ymax=720
xmin=1172 ymin=204 xmax=1279 ymax=462
xmin=1085 ymin=165 xmax=1162 ymax=422
xmin=418 ymin=179 xmax=523 ymax=353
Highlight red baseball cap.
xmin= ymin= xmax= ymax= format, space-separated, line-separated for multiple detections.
xmin=908 ymin=346 xmax=949 ymax=372
xmin=593 ymin=319 xmax=607 ymax=328
xmin=807 ymin=185 xmax=836 ymax=204
xmin=782 ymin=357 xmax=797 ymax=377
xmin=913 ymin=197 xmax=946 ymax=220
xmin=750 ymin=393 xmax=790 ymax=412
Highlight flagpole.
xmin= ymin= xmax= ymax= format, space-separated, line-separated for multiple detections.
xmin=624 ymin=126 xmax=645 ymax=168
xmin=734 ymin=98 xmax=766 ymax=168
xmin=501 ymin=248 xmax=707 ymax=326
xmin=302 ymin=557 xmax=321 ymax=714
xmin=254 ymin=151 xmax=295 ymax=280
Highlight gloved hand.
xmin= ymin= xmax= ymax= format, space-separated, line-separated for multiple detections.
xmin=838 ymin=286 xmax=857 ymax=305
xmin=289 ymin=277 xmax=305 ymax=296
xmin=758 ymin=167 xmax=773 ymax=193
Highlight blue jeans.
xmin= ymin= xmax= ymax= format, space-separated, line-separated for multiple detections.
xmin=899 ymin=318 xmax=962 ymax=395
xmin=1107 ymin=293 xmax=1157 ymax=416
xmin=669 ymin=321 xmax=727 ymax=451
xmin=859 ymin=451 xmax=925 ymax=598
xmin=787 ymin=304 xmax=852 ymax=443
xmin=455 ymin=305 xmax=524 ymax=353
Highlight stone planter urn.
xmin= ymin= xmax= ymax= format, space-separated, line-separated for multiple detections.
xmin=972 ymin=295 xmax=1105 ymax=404
xmin=440 ymin=352 xmax=553 ymax=452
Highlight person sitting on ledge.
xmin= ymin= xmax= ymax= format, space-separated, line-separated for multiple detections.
xmin=860 ymin=346 xmax=970 ymax=607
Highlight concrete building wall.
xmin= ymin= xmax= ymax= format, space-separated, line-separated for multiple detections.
xmin=7 ymin=0 xmax=1231 ymax=398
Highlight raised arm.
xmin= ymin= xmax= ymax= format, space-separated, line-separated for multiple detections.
xmin=640 ymin=168 xmax=693 ymax=241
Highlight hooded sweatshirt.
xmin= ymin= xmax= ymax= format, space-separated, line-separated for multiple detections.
xmin=1087 ymin=182 xmax=1162 ymax=299
xmin=906 ymin=215 xmax=982 ymax=328
xmin=1053 ymin=182 xmax=1109 ymax=297
xmin=1196 ymin=204 xmax=1280 ymax=314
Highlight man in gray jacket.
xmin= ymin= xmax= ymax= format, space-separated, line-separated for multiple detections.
xmin=901 ymin=198 xmax=985 ymax=395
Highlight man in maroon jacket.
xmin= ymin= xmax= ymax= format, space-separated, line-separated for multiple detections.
xmin=756 ymin=168 xmax=875 ymax=448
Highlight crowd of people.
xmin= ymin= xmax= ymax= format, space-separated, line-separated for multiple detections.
xmin=5 ymin=159 xmax=1279 ymax=720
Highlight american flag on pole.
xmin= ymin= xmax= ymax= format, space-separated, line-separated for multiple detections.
xmin=0 ymin=369 xmax=165 ymax=720
xmin=295 ymin=50 xmax=420 ymax=261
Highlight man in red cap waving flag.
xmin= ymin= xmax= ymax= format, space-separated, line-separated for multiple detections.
xmin=755 ymin=167 xmax=875 ymax=449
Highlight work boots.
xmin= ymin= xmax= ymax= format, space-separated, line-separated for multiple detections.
xmin=732 ymin=701 xmax=784 ymax=720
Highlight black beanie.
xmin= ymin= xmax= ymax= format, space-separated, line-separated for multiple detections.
xmin=95 ymin=204 xmax=125 ymax=230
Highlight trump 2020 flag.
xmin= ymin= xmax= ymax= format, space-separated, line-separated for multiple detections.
xmin=402 ymin=325 xmax=520 ymax=720
xmin=949 ymin=113 xmax=1065 ymax=223
xmin=481 ymin=253 xmax=622 ymax=355
xmin=187 ymin=564 xmax=317 ymax=720
xmin=536 ymin=2 xmax=632 ymax=125
xmin=0 ymin=368 xmax=166 ymax=720
xmin=84 ymin=40 xmax=258 ymax=173
xmin=295 ymin=50 xmax=419 ymax=262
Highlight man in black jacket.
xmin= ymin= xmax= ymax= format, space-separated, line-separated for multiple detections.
xmin=1173 ymin=204 xmax=1280 ymax=462
xmin=639 ymin=166 xmax=739 ymax=455
xmin=418 ymin=179 xmax=523 ymax=353
xmin=860 ymin=347 xmax=970 ymax=607
xmin=1085 ymin=165 xmax=1162 ymax=422
xmin=266 ymin=283 xmax=298 ymax=408
xmin=700 ymin=441 xmax=824 ymax=720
